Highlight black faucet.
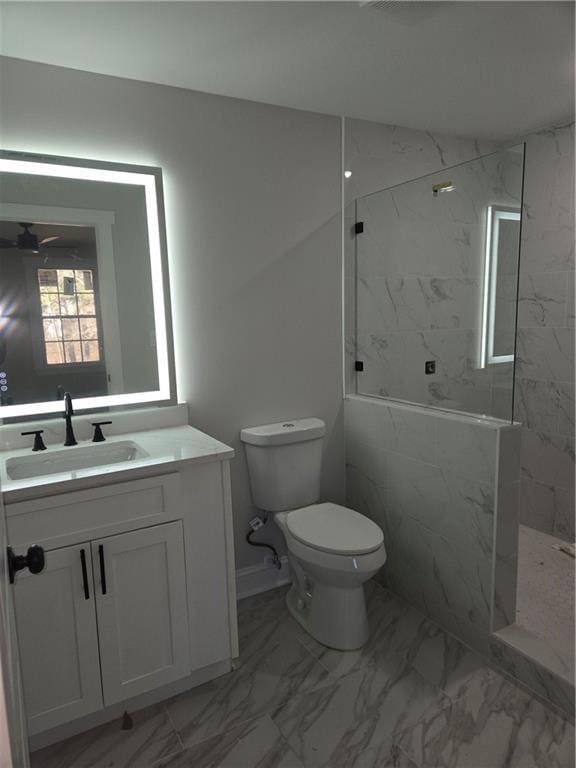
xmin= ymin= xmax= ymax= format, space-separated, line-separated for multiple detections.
xmin=63 ymin=392 xmax=78 ymax=446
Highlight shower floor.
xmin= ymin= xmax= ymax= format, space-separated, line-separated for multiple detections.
xmin=516 ymin=525 xmax=575 ymax=672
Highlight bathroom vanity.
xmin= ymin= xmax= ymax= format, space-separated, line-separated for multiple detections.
xmin=0 ymin=150 xmax=239 ymax=753
xmin=1 ymin=412 xmax=237 ymax=749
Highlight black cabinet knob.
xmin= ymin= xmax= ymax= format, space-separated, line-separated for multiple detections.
xmin=7 ymin=545 xmax=45 ymax=584
xmin=27 ymin=545 xmax=45 ymax=575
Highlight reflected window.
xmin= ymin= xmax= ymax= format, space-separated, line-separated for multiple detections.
xmin=480 ymin=206 xmax=521 ymax=367
xmin=36 ymin=268 xmax=101 ymax=366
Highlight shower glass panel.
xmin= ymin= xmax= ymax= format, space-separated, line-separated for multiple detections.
xmin=354 ymin=146 xmax=525 ymax=421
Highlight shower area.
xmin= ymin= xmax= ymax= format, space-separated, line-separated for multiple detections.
xmin=353 ymin=149 xmax=522 ymax=419
xmin=344 ymin=121 xmax=575 ymax=714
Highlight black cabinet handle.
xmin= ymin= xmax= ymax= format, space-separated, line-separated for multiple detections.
xmin=98 ymin=544 xmax=107 ymax=595
xmin=80 ymin=549 xmax=90 ymax=600
xmin=7 ymin=545 xmax=45 ymax=584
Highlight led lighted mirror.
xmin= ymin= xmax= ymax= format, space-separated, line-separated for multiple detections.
xmin=480 ymin=205 xmax=521 ymax=368
xmin=0 ymin=151 xmax=175 ymax=418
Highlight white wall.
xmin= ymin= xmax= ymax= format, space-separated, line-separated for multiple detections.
xmin=0 ymin=57 xmax=345 ymax=568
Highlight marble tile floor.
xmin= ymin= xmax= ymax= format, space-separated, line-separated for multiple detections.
xmin=31 ymin=581 xmax=575 ymax=768
xmin=516 ymin=525 xmax=575 ymax=672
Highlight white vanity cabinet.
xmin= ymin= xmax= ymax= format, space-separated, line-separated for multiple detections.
xmin=92 ymin=521 xmax=190 ymax=706
xmin=13 ymin=543 xmax=103 ymax=734
xmin=3 ymin=427 xmax=237 ymax=746
xmin=14 ymin=520 xmax=191 ymax=735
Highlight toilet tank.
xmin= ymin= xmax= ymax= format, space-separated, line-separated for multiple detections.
xmin=240 ymin=418 xmax=325 ymax=512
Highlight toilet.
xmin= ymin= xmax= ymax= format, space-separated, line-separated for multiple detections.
xmin=240 ymin=417 xmax=386 ymax=650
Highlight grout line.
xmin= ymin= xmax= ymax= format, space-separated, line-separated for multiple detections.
xmin=150 ymin=742 xmax=185 ymax=768
xmin=391 ymin=741 xmax=426 ymax=768
xmin=161 ymin=703 xmax=185 ymax=755
xmin=170 ymin=712 xmax=263 ymax=754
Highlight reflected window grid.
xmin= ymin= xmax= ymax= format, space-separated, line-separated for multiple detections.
xmin=37 ymin=268 xmax=100 ymax=365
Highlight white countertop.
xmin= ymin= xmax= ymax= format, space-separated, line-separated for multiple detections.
xmin=1 ymin=425 xmax=234 ymax=501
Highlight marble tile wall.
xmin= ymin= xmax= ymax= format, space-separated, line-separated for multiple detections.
xmin=514 ymin=122 xmax=575 ymax=542
xmin=344 ymin=118 xmax=522 ymax=419
xmin=345 ymin=117 xmax=574 ymax=538
xmin=343 ymin=120 xmax=497 ymax=205
xmin=343 ymin=119 xmax=497 ymax=397
xmin=344 ymin=395 xmax=520 ymax=652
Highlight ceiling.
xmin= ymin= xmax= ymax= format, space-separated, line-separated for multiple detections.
xmin=0 ymin=1 xmax=573 ymax=140
xmin=0 ymin=221 xmax=95 ymax=249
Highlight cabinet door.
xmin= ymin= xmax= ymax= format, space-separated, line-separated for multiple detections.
xmin=92 ymin=522 xmax=190 ymax=705
xmin=12 ymin=544 xmax=102 ymax=735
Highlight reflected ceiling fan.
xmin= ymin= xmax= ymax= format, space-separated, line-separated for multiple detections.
xmin=0 ymin=222 xmax=64 ymax=253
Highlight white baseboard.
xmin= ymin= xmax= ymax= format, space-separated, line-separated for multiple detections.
xmin=236 ymin=556 xmax=292 ymax=600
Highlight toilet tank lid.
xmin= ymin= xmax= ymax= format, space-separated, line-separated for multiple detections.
xmin=240 ymin=418 xmax=325 ymax=446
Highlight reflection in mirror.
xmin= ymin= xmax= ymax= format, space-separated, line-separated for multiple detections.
xmin=0 ymin=153 xmax=175 ymax=418
xmin=0 ymin=221 xmax=107 ymax=405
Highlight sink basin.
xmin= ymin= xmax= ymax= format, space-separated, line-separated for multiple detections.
xmin=6 ymin=441 xmax=149 ymax=480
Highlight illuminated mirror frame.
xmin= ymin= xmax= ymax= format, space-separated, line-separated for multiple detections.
xmin=0 ymin=150 xmax=176 ymax=419
xmin=479 ymin=205 xmax=521 ymax=368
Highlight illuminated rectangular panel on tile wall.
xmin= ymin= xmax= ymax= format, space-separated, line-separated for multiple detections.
xmin=480 ymin=205 xmax=520 ymax=369
xmin=0 ymin=156 xmax=172 ymax=418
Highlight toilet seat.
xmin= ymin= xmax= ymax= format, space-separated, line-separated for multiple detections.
xmin=286 ymin=503 xmax=383 ymax=556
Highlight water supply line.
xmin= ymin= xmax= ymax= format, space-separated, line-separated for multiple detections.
xmin=246 ymin=515 xmax=281 ymax=569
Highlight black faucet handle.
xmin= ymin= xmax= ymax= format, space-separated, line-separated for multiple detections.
xmin=21 ymin=430 xmax=47 ymax=452
xmin=91 ymin=421 xmax=112 ymax=443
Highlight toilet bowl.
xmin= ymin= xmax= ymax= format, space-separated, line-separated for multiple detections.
xmin=276 ymin=504 xmax=386 ymax=649
xmin=240 ymin=418 xmax=386 ymax=650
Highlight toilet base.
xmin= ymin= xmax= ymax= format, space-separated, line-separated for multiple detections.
xmin=286 ymin=579 xmax=369 ymax=651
